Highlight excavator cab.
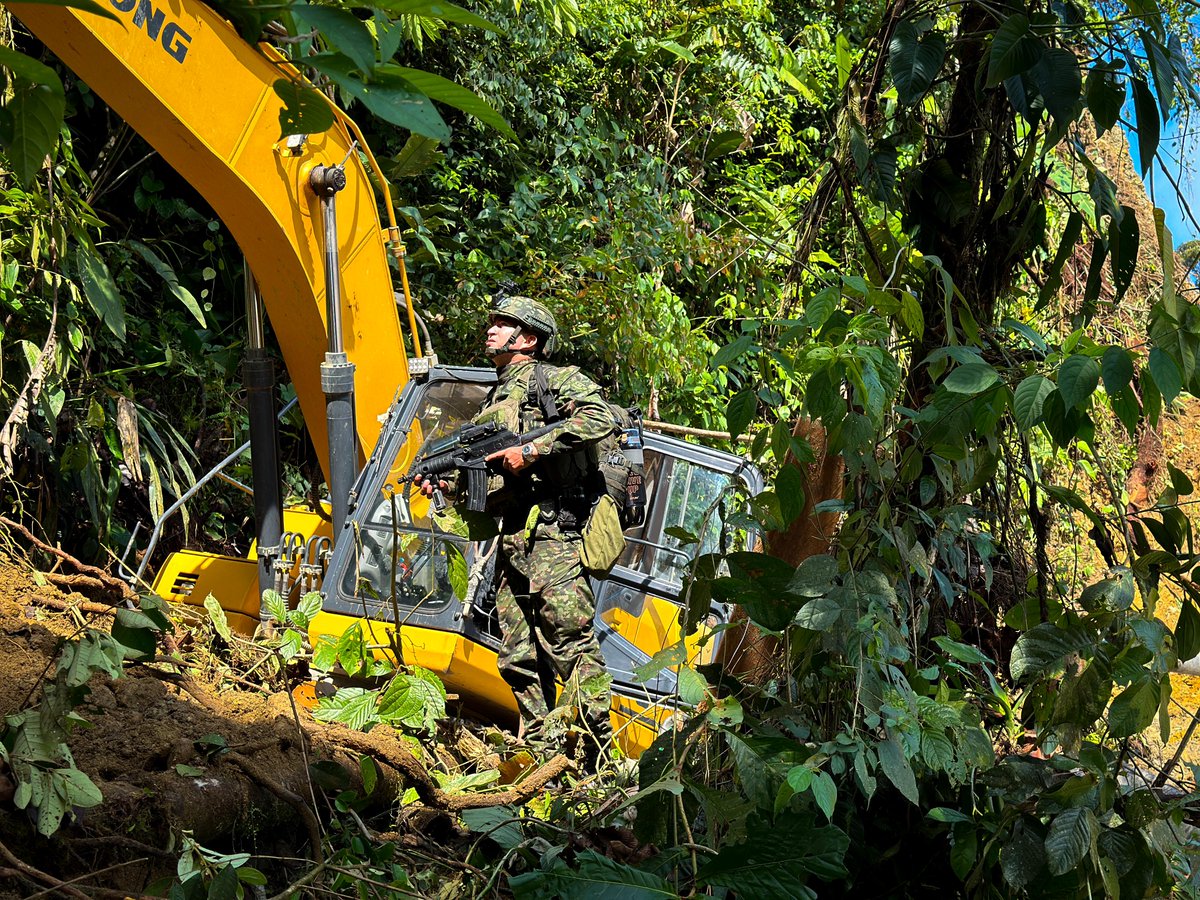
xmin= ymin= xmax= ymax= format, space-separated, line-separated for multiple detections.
xmin=310 ymin=365 xmax=763 ymax=755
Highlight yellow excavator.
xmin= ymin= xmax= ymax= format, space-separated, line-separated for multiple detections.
xmin=8 ymin=0 xmax=762 ymax=756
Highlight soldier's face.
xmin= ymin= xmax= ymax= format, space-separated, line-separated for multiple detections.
xmin=486 ymin=316 xmax=539 ymax=357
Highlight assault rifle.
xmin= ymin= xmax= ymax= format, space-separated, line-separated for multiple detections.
xmin=406 ymin=419 xmax=559 ymax=512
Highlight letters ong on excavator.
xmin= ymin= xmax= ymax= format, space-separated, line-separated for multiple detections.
xmin=109 ymin=0 xmax=191 ymax=63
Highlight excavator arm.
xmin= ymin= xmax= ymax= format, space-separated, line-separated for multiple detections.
xmin=8 ymin=0 xmax=412 ymax=474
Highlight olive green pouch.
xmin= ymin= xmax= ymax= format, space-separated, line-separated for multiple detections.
xmin=580 ymin=494 xmax=626 ymax=573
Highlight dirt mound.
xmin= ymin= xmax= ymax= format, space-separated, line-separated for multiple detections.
xmin=0 ymin=559 xmax=324 ymax=894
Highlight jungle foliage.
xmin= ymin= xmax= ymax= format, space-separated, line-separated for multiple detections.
xmin=5 ymin=0 xmax=1200 ymax=892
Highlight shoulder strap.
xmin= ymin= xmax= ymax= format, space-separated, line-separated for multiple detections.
xmin=534 ymin=362 xmax=560 ymax=423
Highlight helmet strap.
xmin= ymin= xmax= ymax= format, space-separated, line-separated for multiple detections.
xmin=486 ymin=324 xmax=525 ymax=358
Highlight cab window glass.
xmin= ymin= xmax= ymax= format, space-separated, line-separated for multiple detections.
xmin=344 ymin=380 xmax=490 ymax=610
xmin=617 ymin=449 xmax=738 ymax=586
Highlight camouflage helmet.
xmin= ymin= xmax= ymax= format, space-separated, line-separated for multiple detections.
xmin=489 ymin=292 xmax=558 ymax=359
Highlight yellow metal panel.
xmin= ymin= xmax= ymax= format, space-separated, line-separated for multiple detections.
xmin=308 ymin=612 xmax=663 ymax=757
xmin=9 ymin=0 xmax=410 ymax=472
xmin=151 ymin=550 xmax=260 ymax=633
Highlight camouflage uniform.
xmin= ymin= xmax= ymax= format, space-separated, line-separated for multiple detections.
xmin=476 ymin=358 xmax=615 ymax=752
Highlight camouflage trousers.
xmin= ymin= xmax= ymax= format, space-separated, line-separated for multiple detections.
xmin=495 ymin=519 xmax=612 ymax=755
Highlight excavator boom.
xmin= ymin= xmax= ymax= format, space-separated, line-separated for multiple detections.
xmin=9 ymin=0 xmax=408 ymax=473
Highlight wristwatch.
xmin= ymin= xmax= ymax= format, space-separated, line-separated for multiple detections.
xmin=521 ymin=443 xmax=536 ymax=460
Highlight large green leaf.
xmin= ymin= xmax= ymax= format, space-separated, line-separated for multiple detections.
xmin=1013 ymin=375 xmax=1054 ymax=429
xmin=1131 ymin=76 xmax=1160 ymax=175
xmin=1044 ymin=808 xmax=1098 ymax=876
xmin=1148 ymin=347 xmax=1182 ymax=405
xmin=1010 ymin=622 xmax=1095 ymax=682
xmin=389 ymin=133 xmax=445 ymax=178
xmin=127 ymin=240 xmax=206 ymax=327
xmin=1056 ymin=355 xmax=1099 ymax=409
xmin=74 ymin=245 xmax=126 ymax=342
xmin=313 ymin=687 xmax=380 ymax=730
xmin=943 ymin=363 xmax=999 ymax=394
xmin=1101 ymin=346 xmax=1135 ymax=396
xmin=889 ymin=22 xmax=946 ymax=104
xmin=293 ymin=4 xmax=376 ymax=74
xmin=306 ymin=56 xmax=451 ymax=141
xmin=876 ymin=735 xmax=918 ymax=804
xmin=511 ymin=849 xmax=676 ymax=899
xmin=698 ymin=812 xmax=848 ymax=897
xmin=371 ymin=0 xmax=501 ymax=33
xmin=1109 ymin=204 xmax=1140 ymax=302
xmin=725 ymin=388 xmax=757 ymax=441
xmin=1002 ymin=819 xmax=1047 ymax=889
xmin=386 ymin=65 xmax=516 ymax=140
xmin=987 ymin=15 xmax=1044 ymax=87
xmin=1108 ymin=676 xmax=1159 ymax=737
xmin=3 ymin=78 xmax=65 ymax=187
xmin=1029 ymin=48 xmax=1082 ymax=123
xmin=272 ymin=79 xmax=335 ymax=137
xmin=378 ymin=667 xmax=446 ymax=733
xmin=1175 ymin=599 xmax=1200 ymax=661
xmin=1085 ymin=63 xmax=1125 ymax=135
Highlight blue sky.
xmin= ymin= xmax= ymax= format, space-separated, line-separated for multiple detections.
xmin=1125 ymin=113 xmax=1200 ymax=247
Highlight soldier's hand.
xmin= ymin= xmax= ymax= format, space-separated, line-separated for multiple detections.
xmin=488 ymin=443 xmax=537 ymax=474
xmin=412 ymin=473 xmax=448 ymax=497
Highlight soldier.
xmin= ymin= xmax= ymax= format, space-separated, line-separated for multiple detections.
xmin=421 ymin=292 xmax=616 ymax=764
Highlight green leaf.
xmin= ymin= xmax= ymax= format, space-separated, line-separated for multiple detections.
xmin=1078 ymin=568 xmax=1134 ymax=613
xmin=175 ymin=764 xmax=204 ymax=777
xmin=1101 ymin=346 xmax=1135 ymax=396
xmin=1086 ymin=63 xmax=1125 ymax=135
xmin=1013 ymin=375 xmax=1054 ymax=429
xmin=111 ymin=608 xmax=159 ymax=659
xmin=377 ymin=667 xmax=446 ymax=733
xmin=293 ymin=4 xmax=376 ymax=75
xmin=1029 ymin=48 xmax=1082 ymax=122
xmin=445 ymin=542 xmax=468 ymax=600
xmin=1175 ymin=600 xmax=1200 ymax=661
xmin=1044 ymin=808 xmax=1097 ymax=876
xmin=1131 ymin=76 xmax=1160 ymax=175
xmin=386 ymin=66 xmax=515 ymax=141
xmin=1039 ymin=212 xmax=1084 ymax=307
xmin=389 ymin=133 xmax=444 ymax=179
xmin=261 ymin=589 xmax=288 ymax=624
xmin=876 ymin=735 xmax=919 ymax=804
xmin=372 ymin=0 xmax=501 ymax=34
xmin=811 ymin=770 xmax=837 ymax=822
xmin=1002 ymin=820 xmax=1047 ymax=889
xmin=712 ymin=333 xmax=754 ymax=369
xmin=1010 ymin=622 xmax=1095 ymax=682
xmin=271 ymin=79 xmax=335 ymax=137
xmin=314 ymin=687 xmax=380 ymax=731
xmin=1056 ymin=355 xmax=1099 ymax=409
xmin=889 ymin=22 xmax=947 ymax=104
xmin=677 ymin=667 xmax=707 ymax=706
xmin=1155 ymin=208 xmax=1176 ymax=317
xmin=987 ymin=15 xmax=1043 ymax=87
xmin=698 ymin=812 xmax=848 ymax=897
xmin=726 ymin=389 xmax=757 ymax=441
xmin=775 ymin=464 xmax=806 ymax=525
xmin=933 ymin=635 xmax=991 ymax=665
xmin=943 ymin=363 xmax=999 ymax=394
xmin=75 ymin=245 xmax=126 ymax=342
xmin=1109 ymin=204 xmax=1140 ymax=302
xmin=1108 ymin=676 xmax=1159 ymax=737
xmin=2 ymin=76 xmax=65 ymax=186
xmin=291 ymin=591 xmax=322 ymax=628
xmin=203 ymin=594 xmax=233 ymax=643
xmin=1148 ymin=347 xmax=1182 ymax=405
xmin=127 ymin=240 xmax=206 ymax=327
xmin=512 ymin=848 xmax=676 ymax=899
